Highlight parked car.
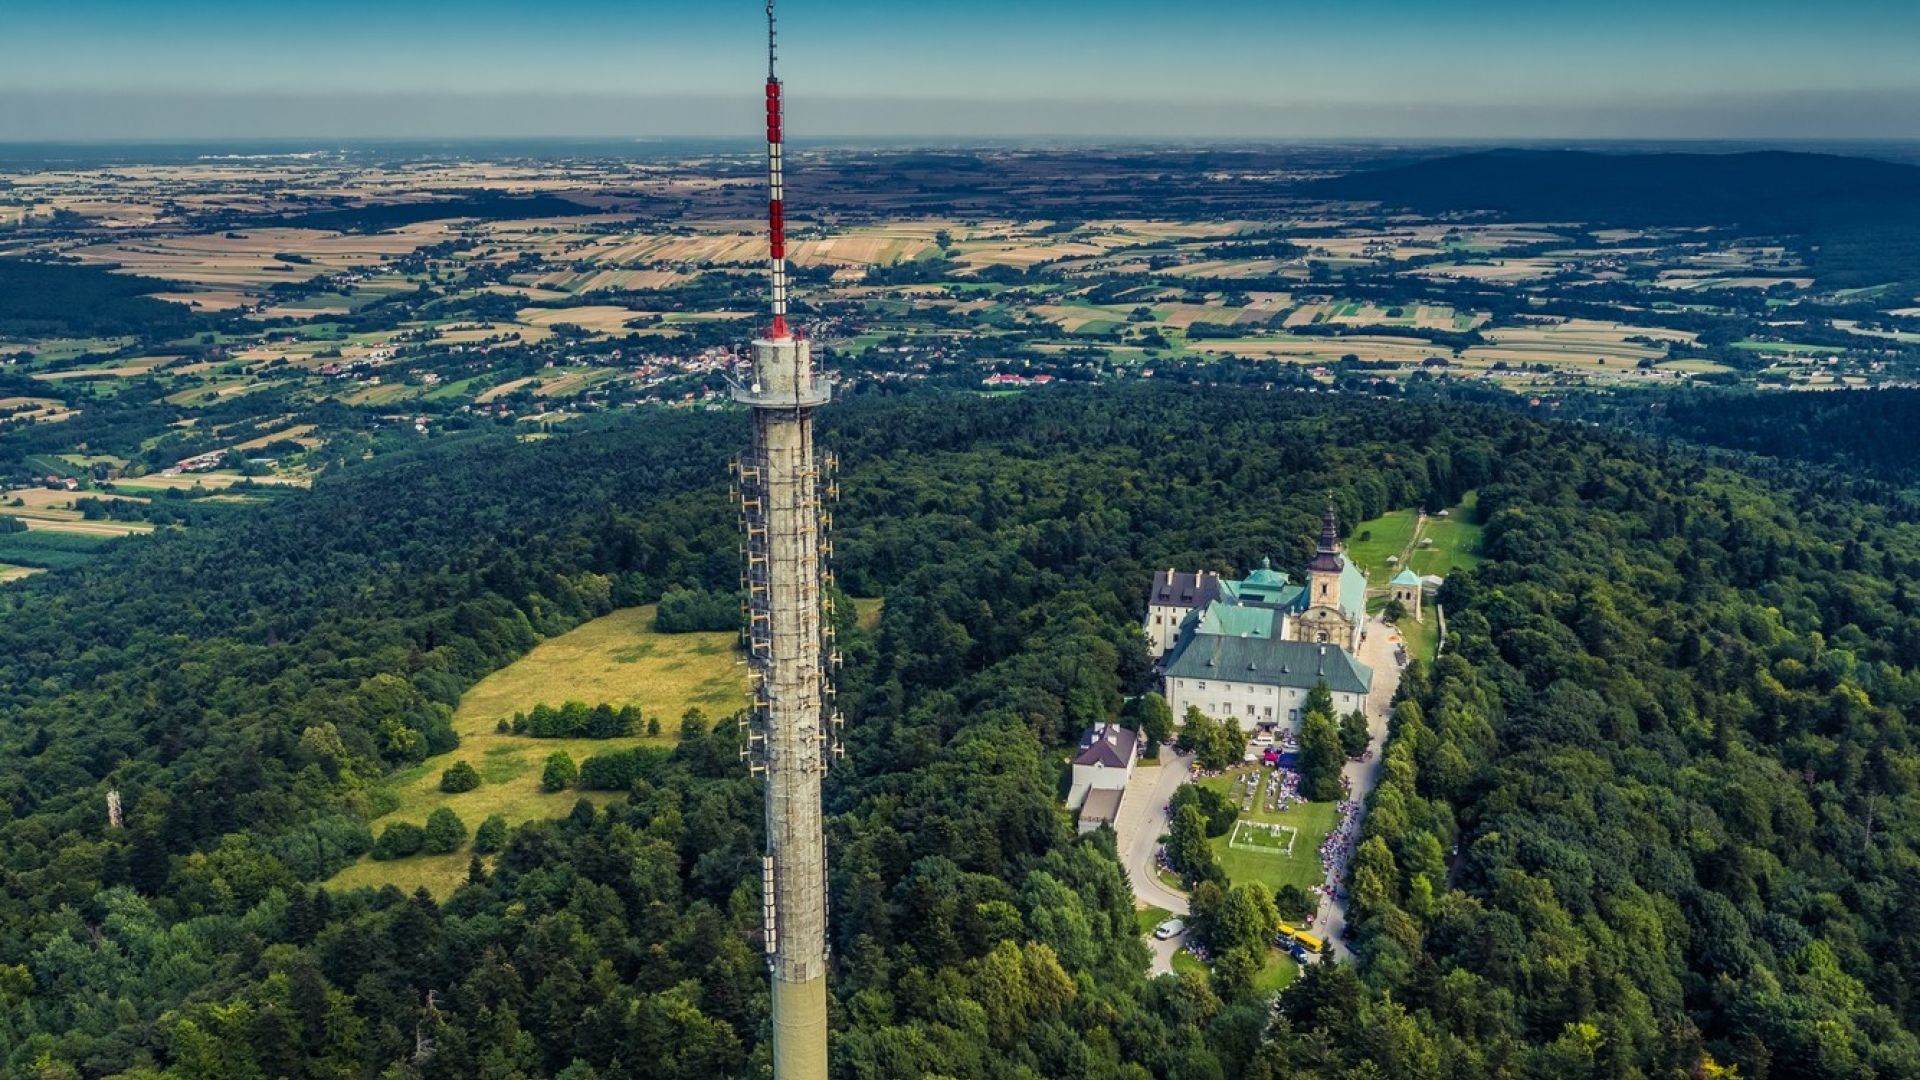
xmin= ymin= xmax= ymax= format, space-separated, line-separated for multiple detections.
xmin=1153 ymin=918 xmax=1186 ymax=940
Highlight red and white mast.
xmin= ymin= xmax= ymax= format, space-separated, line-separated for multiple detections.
xmin=765 ymin=0 xmax=792 ymax=340
xmin=734 ymin=4 xmax=834 ymax=1078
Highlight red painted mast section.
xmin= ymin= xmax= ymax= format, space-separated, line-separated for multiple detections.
xmin=766 ymin=2 xmax=791 ymax=340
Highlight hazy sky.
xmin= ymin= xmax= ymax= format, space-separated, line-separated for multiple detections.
xmin=3 ymin=0 xmax=1918 ymax=140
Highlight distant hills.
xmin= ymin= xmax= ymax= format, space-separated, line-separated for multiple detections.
xmin=1306 ymin=148 xmax=1920 ymax=289
xmin=1305 ymin=149 xmax=1920 ymax=228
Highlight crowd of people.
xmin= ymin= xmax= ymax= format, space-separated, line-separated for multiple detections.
xmin=1314 ymin=798 xmax=1363 ymax=904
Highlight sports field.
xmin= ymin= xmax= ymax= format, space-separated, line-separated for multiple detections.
xmin=327 ymin=604 xmax=745 ymax=897
xmin=1230 ymin=820 xmax=1298 ymax=854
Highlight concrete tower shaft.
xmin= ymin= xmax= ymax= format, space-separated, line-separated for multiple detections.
xmin=732 ymin=5 xmax=835 ymax=1079
xmin=736 ymin=337 xmax=836 ymax=1080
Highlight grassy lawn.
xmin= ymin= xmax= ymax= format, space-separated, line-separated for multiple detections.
xmin=1253 ymin=950 xmax=1301 ymax=993
xmin=1136 ymin=906 xmax=1173 ymax=936
xmin=1347 ymin=508 xmax=1419 ymax=581
xmin=1408 ymin=491 xmax=1484 ymax=577
xmin=1167 ymin=947 xmax=1297 ymax=994
xmin=1353 ymin=492 xmax=1484 ymax=585
xmin=852 ymin=596 xmax=884 ymax=632
xmin=1199 ymin=771 xmax=1340 ymax=896
xmin=327 ymin=604 xmax=746 ymax=897
xmin=1171 ymin=950 xmax=1208 ymax=981
xmin=1394 ymin=612 xmax=1440 ymax=664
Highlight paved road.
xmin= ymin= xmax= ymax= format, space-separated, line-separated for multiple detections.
xmin=1314 ymin=615 xmax=1406 ymax=960
xmin=1114 ymin=750 xmax=1197 ymax=974
xmin=1115 ymin=750 xmax=1197 ymax=918
xmin=1145 ymin=926 xmax=1188 ymax=976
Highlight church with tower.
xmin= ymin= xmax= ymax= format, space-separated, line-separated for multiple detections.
xmin=1145 ymin=505 xmax=1374 ymax=735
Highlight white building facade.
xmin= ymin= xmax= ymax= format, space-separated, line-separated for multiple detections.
xmin=1165 ymin=674 xmax=1367 ymax=735
xmin=1143 ymin=569 xmax=1222 ymax=658
xmin=1067 ymin=722 xmax=1139 ymax=809
xmin=1161 ymin=636 xmax=1373 ymax=736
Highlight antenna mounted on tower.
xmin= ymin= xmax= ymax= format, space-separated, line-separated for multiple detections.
xmin=764 ymin=0 xmax=792 ymax=340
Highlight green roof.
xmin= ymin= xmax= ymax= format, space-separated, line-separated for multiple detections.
xmin=1195 ymin=601 xmax=1278 ymax=639
xmin=1390 ymin=569 xmax=1422 ymax=586
xmin=1338 ymin=560 xmax=1367 ymax=625
xmin=1219 ymin=578 xmax=1305 ymax=608
xmin=1164 ymin=635 xmax=1374 ymax=696
xmin=1243 ymin=558 xmax=1290 ymax=587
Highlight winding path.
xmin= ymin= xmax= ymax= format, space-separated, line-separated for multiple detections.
xmin=1313 ymin=615 xmax=1405 ymax=961
xmin=1114 ymin=749 xmax=1196 ymax=973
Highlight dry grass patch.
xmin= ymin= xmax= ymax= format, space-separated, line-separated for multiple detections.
xmin=69 ymin=226 xmax=447 ymax=288
xmin=10 ymin=515 xmax=153 ymax=537
xmin=518 ymin=305 xmax=651 ymax=334
xmin=327 ymin=605 xmax=745 ymax=897
xmin=533 ymin=370 xmax=616 ymax=398
xmin=1196 ymin=335 xmax=1445 ymax=365
xmin=1166 ymin=258 xmax=1297 ymax=279
xmin=3 ymin=488 xmax=145 ymax=511
xmin=231 ymin=424 xmax=319 ymax=451
xmin=476 ymin=377 xmax=540 ymax=403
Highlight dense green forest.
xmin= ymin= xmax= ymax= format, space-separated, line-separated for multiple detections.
xmin=6 ymin=385 xmax=1920 ymax=1078
xmin=273 ymin=194 xmax=600 ymax=233
xmin=1308 ymin=150 xmax=1920 ymax=289
xmin=1565 ymin=387 xmax=1920 ymax=488
xmin=0 ymin=259 xmax=218 ymax=340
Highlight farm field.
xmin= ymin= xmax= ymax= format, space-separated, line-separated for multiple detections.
xmin=5 ymin=512 xmax=154 ymax=537
xmin=109 ymin=472 xmax=310 ymax=493
xmin=1191 ymin=334 xmax=1443 ymax=365
xmin=326 ymin=604 xmax=746 ymax=897
xmin=0 ymin=564 xmax=41 ymax=583
xmin=2 ymin=143 xmax=1916 ymax=530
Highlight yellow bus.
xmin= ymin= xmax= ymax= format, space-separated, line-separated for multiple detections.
xmin=1279 ymin=924 xmax=1323 ymax=953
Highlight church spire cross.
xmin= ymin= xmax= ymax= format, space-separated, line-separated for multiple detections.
xmin=1308 ymin=501 xmax=1345 ymax=574
xmin=1318 ymin=502 xmax=1340 ymax=554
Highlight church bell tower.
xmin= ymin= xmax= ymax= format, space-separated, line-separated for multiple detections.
xmin=1307 ymin=502 xmax=1345 ymax=609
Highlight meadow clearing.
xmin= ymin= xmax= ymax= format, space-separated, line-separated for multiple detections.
xmin=326 ymin=604 xmax=747 ymax=896
xmin=1349 ymin=496 xmax=1482 ymax=661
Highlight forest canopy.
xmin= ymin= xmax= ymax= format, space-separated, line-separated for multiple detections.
xmin=4 ymin=385 xmax=1920 ymax=1078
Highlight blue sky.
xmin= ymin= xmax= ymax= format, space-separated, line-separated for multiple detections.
xmin=2 ymin=0 xmax=1917 ymax=139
